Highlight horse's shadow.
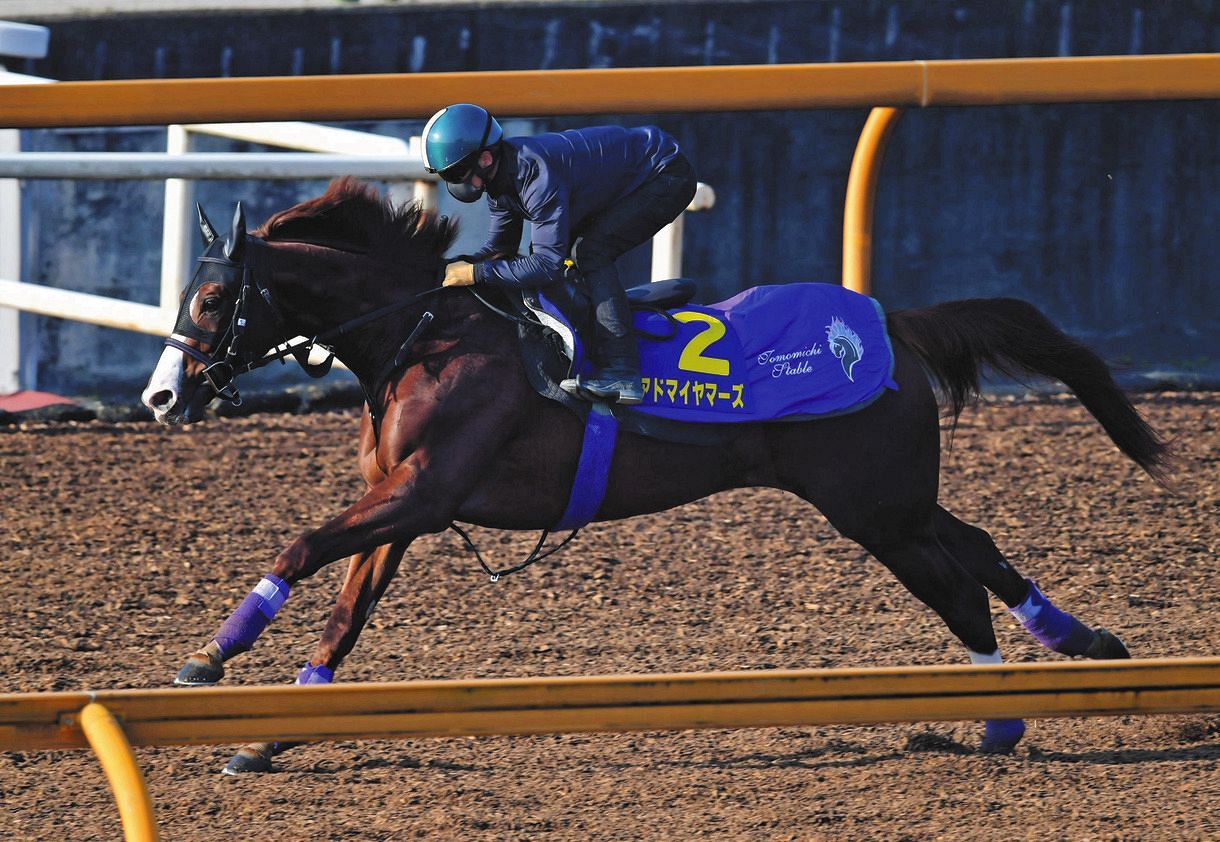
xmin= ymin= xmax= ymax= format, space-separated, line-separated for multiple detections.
xmin=1026 ymin=744 xmax=1220 ymax=765
xmin=298 ymin=734 xmax=1220 ymax=777
xmin=677 ymin=747 xmax=907 ymax=771
xmin=686 ymin=731 xmax=975 ymax=770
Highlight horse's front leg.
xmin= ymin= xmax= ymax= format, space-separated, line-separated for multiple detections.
xmin=222 ymin=539 xmax=407 ymax=774
xmin=175 ymin=392 xmax=520 ymax=686
xmin=173 ymin=479 xmax=436 ymax=686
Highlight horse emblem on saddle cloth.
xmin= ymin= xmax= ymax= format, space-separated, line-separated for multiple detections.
xmin=522 ymin=280 xmax=899 ymax=424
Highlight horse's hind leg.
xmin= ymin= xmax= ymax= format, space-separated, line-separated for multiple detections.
xmin=842 ymin=522 xmax=1028 ymax=753
xmin=223 ymin=540 xmax=407 ymax=775
xmin=932 ymin=506 xmax=1130 ymax=660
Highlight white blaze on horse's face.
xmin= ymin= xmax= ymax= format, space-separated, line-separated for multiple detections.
xmin=143 ymin=271 xmax=237 ymax=426
xmin=141 ymin=338 xmax=214 ymax=426
xmin=145 ymin=201 xmax=248 ymax=425
xmin=141 ymin=344 xmax=190 ymax=425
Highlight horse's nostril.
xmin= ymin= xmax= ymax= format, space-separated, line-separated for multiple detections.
xmin=149 ymin=389 xmax=176 ymax=410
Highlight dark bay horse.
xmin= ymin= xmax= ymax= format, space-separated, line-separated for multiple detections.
xmin=141 ymin=178 xmax=1167 ymax=773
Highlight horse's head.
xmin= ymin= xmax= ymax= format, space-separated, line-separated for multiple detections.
xmin=143 ymin=179 xmax=461 ymax=425
xmin=141 ymin=203 xmax=285 ymax=424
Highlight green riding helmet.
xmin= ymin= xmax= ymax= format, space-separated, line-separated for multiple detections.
xmin=422 ymin=104 xmax=504 ymax=201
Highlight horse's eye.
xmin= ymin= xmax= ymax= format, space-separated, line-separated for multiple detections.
xmin=202 ymin=297 xmax=222 ymax=313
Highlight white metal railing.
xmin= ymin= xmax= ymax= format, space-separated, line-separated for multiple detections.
xmin=0 ymin=152 xmax=432 ymax=179
xmin=158 ymin=120 xmax=431 ymax=328
xmin=0 ymin=114 xmax=714 ymax=393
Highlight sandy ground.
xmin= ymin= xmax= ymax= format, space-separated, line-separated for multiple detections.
xmin=0 ymin=394 xmax=1216 ymax=841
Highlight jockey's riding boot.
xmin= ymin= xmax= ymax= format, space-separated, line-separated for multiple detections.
xmin=568 ymin=328 xmax=643 ymax=404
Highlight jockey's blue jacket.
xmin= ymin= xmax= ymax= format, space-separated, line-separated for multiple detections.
xmin=471 ymin=125 xmax=682 ymax=289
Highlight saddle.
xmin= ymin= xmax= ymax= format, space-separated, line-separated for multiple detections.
xmin=504 ymin=278 xmax=899 ymax=445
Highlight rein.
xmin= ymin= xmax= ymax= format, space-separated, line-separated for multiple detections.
xmin=232 ymin=281 xmax=447 ymax=386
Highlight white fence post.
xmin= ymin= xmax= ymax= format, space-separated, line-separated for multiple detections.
xmin=406 ymin=137 xmax=437 ymax=210
xmin=650 ymin=182 xmax=715 ymax=282
xmin=161 ymin=124 xmax=193 ymax=313
xmin=0 ymin=123 xmax=20 ymax=393
xmin=0 ymin=20 xmax=52 ymax=393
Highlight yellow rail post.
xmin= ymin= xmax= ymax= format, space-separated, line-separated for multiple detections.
xmin=78 ymin=702 xmax=160 ymax=842
xmin=842 ymin=106 xmax=904 ymax=294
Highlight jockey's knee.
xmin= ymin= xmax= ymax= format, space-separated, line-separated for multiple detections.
xmin=569 ymin=235 xmax=615 ymax=275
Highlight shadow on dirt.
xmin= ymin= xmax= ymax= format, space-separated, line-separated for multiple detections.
xmin=1026 ymin=744 xmax=1220 ymax=765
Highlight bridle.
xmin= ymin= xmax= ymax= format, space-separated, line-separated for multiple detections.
xmin=166 ymin=237 xmax=443 ymax=410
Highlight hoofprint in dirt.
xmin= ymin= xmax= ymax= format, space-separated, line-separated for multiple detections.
xmin=0 ymin=394 xmax=1216 ymax=840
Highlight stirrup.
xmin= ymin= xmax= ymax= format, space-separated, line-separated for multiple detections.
xmin=561 ymin=374 xmax=642 ymax=405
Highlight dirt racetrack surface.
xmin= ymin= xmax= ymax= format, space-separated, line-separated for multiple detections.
xmin=1 ymin=394 xmax=1217 ymax=840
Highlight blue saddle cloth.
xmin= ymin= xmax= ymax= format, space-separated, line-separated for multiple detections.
xmin=562 ymin=282 xmax=898 ymax=422
xmin=531 ymin=281 xmax=897 ymax=531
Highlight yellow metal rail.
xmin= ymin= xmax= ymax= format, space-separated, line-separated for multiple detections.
xmin=0 ymin=54 xmax=1217 ymax=129
xmin=3 ymin=658 xmax=1219 ymax=753
xmin=5 ymin=658 xmax=1217 ymax=842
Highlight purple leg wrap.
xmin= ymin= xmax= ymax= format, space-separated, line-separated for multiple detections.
xmin=213 ymin=574 xmax=291 ymax=658
xmin=983 ymin=719 xmax=1027 ymax=751
xmin=1009 ymin=579 xmax=1095 ymax=656
xmin=269 ymin=662 xmax=336 ymax=754
xmin=295 ymin=661 xmax=334 ymax=685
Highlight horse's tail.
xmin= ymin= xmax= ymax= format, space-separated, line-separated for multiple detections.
xmin=886 ymin=297 xmax=1169 ymax=481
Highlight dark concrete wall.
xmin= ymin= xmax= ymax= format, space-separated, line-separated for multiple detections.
xmin=14 ymin=0 xmax=1220 ymax=397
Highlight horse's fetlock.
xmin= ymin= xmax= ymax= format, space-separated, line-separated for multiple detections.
xmin=980 ymin=718 xmax=1026 ymax=754
xmin=210 ymin=574 xmax=292 ymax=661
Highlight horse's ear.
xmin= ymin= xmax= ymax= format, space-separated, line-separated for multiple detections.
xmin=223 ymin=202 xmax=246 ymax=260
xmin=196 ymin=203 xmax=218 ymax=247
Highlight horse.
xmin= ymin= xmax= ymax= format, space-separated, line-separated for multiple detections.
xmin=141 ymin=178 xmax=1168 ymax=774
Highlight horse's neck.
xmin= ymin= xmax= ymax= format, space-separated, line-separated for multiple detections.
xmin=263 ymin=244 xmax=509 ymax=385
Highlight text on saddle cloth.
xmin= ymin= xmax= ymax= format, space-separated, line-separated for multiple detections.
xmin=539 ymin=282 xmax=899 ymax=423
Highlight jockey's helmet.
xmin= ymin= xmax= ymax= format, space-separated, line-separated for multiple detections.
xmin=422 ymin=104 xmax=504 ymax=201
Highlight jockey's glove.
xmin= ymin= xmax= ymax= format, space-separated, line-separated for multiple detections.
xmin=443 ymin=260 xmax=476 ymax=287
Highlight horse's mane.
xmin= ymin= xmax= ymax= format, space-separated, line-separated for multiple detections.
xmin=253 ymin=177 xmax=458 ymax=265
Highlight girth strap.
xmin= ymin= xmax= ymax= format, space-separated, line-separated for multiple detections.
xmin=554 ymin=402 xmax=619 ymax=530
xmin=448 ymin=401 xmax=619 ymax=582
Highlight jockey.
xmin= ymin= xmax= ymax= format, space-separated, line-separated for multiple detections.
xmin=424 ymin=103 xmax=697 ymax=405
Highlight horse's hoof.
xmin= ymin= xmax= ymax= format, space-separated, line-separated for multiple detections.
xmin=174 ymin=650 xmax=225 ymax=686
xmin=1085 ymin=628 xmax=1131 ymax=660
xmin=222 ymin=744 xmax=274 ymax=775
xmin=979 ymin=718 xmax=1026 ymax=754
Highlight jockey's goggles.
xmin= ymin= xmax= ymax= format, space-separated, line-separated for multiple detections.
xmin=437 ymin=155 xmax=477 ymax=184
